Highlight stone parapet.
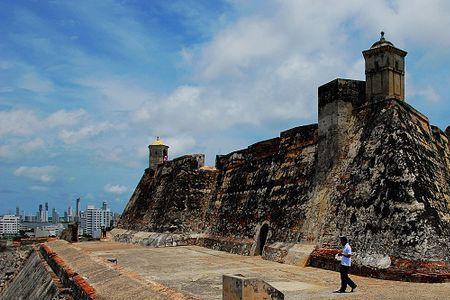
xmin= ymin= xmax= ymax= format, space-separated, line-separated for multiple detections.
xmin=308 ymin=248 xmax=450 ymax=283
xmin=39 ymin=244 xmax=96 ymax=300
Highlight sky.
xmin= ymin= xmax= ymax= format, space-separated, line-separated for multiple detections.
xmin=1 ymin=0 xmax=449 ymax=216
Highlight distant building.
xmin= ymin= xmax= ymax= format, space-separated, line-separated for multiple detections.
xmin=44 ymin=202 xmax=49 ymax=222
xmin=76 ymin=198 xmax=81 ymax=222
xmin=80 ymin=204 xmax=113 ymax=238
xmin=0 ymin=215 xmax=20 ymax=236
xmin=34 ymin=224 xmax=65 ymax=238
xmin=67 ymin=206 xmax=73 ymax=222
xmin=52 ymin=208 xmax=59 ymax=224
xmin=24 ymin=214 xmax=36 ymax=222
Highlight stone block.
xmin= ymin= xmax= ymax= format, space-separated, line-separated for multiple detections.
xmin=223 ymin=274 xmax=284 ymax=300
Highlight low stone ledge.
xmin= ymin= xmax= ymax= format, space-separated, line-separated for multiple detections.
xmin=308 ymin=248 xmax=450 ymax=283
xmin=111 ymin=229 xmax=254 ymax=256
xmin=199 ymin=236 xmax=254 ymax=256
xmin=39 ymin=244 xmax=96 ymax=299
xmin=110 ymin=228 xmax=200 ymax=247
xmin=223 ymin=274 xmax=284 ymax=300
xmin=263 ymin=242 xmax=316 ymax=266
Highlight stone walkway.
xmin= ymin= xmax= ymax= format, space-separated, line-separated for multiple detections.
xmin=46 ymin=240 xmax=450 ymax=299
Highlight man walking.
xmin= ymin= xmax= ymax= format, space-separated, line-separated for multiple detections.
xmin=335 ymin=236 xmax=357 ymax=293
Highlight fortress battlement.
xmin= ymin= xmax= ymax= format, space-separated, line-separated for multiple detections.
xmin=118 ymin=34 xmax=450 ymax=282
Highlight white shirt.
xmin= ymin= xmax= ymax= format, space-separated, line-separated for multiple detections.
xmin=341 ymin=243 xmax=352 ymax=266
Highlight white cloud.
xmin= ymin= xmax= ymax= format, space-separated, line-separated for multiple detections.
xmin=46 ymin=109 xmax=87 ymax=127
xmin=0 ymin=138 xmax=46 ymax=161
xmin=0 ymin=110 xmax=41 ymax=137
xmin=417 ymin=86 xmax=441 ymax=104
xmin=104 ymin=184 xmax=128 ymax=195
xmin=59 ymin=122 xmax=112 ymax=144
xmin=14 ymin=165 xmax=58 ymax=183
xmin=30 ymin=185 xmax=49 ymax=192
xmin=0 ymin=109 xmax=86 ymax=138
xmin=20 ymin=72 xmax=54 ymax=93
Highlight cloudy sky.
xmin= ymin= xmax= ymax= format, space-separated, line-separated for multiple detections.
xmin=1 ymin=0 xmax=449 ymax=215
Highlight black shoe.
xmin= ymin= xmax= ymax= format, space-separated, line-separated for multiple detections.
xmin=333 ymin=290 xmax=346 ymax=293
xmin=351 ymin=285 xmax=357 ymax=292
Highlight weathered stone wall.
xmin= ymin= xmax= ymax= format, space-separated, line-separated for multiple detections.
xmin=0 ymin=245 xmax=32 ymax=293
xmin=207 ymin=125 xmax=318 ymax=243
xmin=119 ymin=154 xmax=218 ymax=233
xmin=119 ymin=79 xmax=450 ymax=268
xmin=319 ymin=99 xmax=450 ymax=261
xmin=0 ymin=250 xmax=68 ymax=300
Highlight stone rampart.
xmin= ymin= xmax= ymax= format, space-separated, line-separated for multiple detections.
xmin=0 ymin=248 xmax=69 ymax=300
xmin=119 ymin=78 xmax=450 ymax=282
xmin=40 ymin=244 xmax=96 ymax=300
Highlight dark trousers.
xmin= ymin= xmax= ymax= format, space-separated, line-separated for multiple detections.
xmin=339 ymin=265 xmax=356 ymax=292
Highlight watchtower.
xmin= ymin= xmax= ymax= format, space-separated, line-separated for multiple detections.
xmin=363 ymin=32 xmax=407 ymax=102
xmin=148 ymin=137 xmax=169 ymax=171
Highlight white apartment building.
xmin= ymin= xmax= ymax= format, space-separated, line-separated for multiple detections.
xmin=81 ymin=205 xmax=113 ymax=238
xmin=0 ymin=215 xmax=20 ymax=235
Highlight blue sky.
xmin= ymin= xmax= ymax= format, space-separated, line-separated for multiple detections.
xmin=1 ymin=0 xmax=449 ymax=215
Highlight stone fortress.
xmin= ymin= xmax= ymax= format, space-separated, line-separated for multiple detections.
xmin=117 ymin=33 xmax=450 ymax=281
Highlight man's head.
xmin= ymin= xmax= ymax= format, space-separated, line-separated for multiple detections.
xmin=339 ymin=236 xmax=348 ymax=246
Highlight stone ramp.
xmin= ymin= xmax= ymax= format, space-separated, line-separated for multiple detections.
xmin=0 ymin=250 xmax=67 ymax=300
xmin=45 ymin=240 xmax=196 ymax=300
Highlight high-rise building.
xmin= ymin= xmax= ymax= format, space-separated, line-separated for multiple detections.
xmin=38 ymin=204 xmax=45 ymax=222
xmin=80 ymin=203 xmax=113 ymax=238
xmin=102 ymin=201 xmax=107 ymax=210
xmin=76 ymin=198 xmax=81 ymax=222
xmin=67 ymin=206 xmax=73 ymax=222
xmin=15 ymin=206 xmax=20 ymax=217
xmin=0 ymin=215 xmax=20 ymax=235
xmin=44 ymin=202 xmax=49 ymax=222
xmin=52 ymin=208 xmax=59 ymax=224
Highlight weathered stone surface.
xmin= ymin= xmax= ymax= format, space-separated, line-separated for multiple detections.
xmin=118 ymin=42 xmax=450 ymax=282
xmin=111 ymin=228 xmax=200 ymax=247
xmin=119 ymin=154 xmax=218 ymax=233
xmin=0 ymin=250 xmax=67 ymax=300
xmin=223 ymin=274 xmax=284 ymax=300
xmin=0 ymin=244 xmax=32 ymax=293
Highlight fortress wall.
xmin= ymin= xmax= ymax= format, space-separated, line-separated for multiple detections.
xmin=119 ymin=154 xmax=218 ymax=233
xmin=317 ymin=79 xmax=365 ymax=174
xmin=119 ymin=85 xmax=450 ymax=265
xmin=207 ymin=124 xmax=318 ymax=243
xmin=319 ymin=99 xmax=450 ymax=261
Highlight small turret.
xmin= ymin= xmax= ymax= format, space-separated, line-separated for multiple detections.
xmin=148 ymin=137 xmax=169 ymax=171
xmin=363 ymin=32 xmax=407 ymax=102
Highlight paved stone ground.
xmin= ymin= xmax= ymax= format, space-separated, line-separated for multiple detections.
xmin=46 ymin=240 xmax=450 ymax=300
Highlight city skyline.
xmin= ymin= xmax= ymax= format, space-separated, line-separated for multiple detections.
xmin=6 ymin=199 xmax=116 ymax=218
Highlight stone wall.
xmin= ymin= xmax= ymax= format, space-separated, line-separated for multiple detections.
xmin=118 ymin=77 xmax=450 ymax=272
xmin=119 ymin=154 xmax=218 ymax=233
xmin=0 ymin=250 xmax=69 ymax=300
xmin=318 ymin=99 xmax=450 ymax=261
xmin=208 ymin=124 xmax=318 ymax=243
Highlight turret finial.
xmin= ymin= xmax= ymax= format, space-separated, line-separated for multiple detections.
xmin=380 ymin=31 xmax=385 ymax=40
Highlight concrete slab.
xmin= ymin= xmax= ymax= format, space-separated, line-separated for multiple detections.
xmin=46 ymin=240 xmax=450 ymax=300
